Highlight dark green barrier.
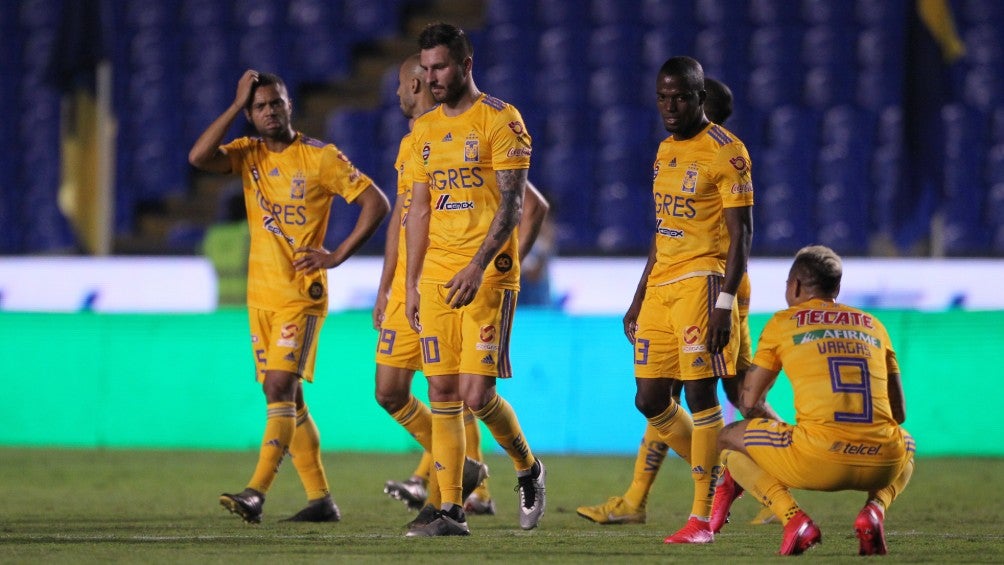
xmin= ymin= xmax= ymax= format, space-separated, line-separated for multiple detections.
xmin=2 ymin=309 xmax=998 ymax=456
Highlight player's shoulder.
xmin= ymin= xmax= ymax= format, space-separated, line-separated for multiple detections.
xmin=298 ymin=134 xmax=329 ymax=149
xmin=703 ymin=123 xmax=744 ymax=149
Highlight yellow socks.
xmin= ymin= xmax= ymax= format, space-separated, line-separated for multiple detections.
xmin=472 ymin=394 xmax=536 ymax=472
xmin=288 ymin=405 xmax=330 ymax=501
xmin=623 ymin=424 xmax=670 ymax=510
xmin=873 ymin=456 xmax=915 ymax=511
xmin=723 ymin=449 xmax=801 ymax=524
xmin=391 ymin=395 xmax=434 ymax=453
xmin=247 ymin=401 xmax=296 ymax=494
xmin=646 ymin=399 xmax=694 ymax=464
xmin=430 ymin=400 xmax=465 ymax=507
xmin=689 ymin=406 xmax=723 ymax=519
xmin=464 ymin=408 xmax=491 ymax=500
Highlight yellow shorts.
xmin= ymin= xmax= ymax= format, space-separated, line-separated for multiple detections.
xmin=634 ymin=275 xmax=740 ymax=380
xmin=375 ymin=299 xmax=422 ymax=371
xmin=737 ymin=272 xmax=753 ymax=371
xmin=248 ymin=306 xmax=325 ymax=383
xmin=418 ymin=281 xmax=517 ymax=378
xmin=741 ymin=418 xmax=915 ymax=491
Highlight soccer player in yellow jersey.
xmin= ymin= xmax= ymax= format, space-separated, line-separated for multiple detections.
xmin=711 ymin=246 xmax=915 ymax=556
xmin=402 ymin=23 xmax=546 ymax=536
xmin=375 ymin=54 xmax=550 ymax=519
xmin=621 ymin=57 xmax=753 ymax=545
xmin=188 ymin=70 xmax=390 ymax=524
xmin=578 ymin=77 xmax=779 ymax=527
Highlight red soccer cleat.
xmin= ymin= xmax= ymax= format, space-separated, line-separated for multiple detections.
xmin=663 ymin=516 xmax=715 ymax=544
xmin=854 ymin=502 xmax=888 ymax=555
xmin=778 ymin=510 xmax=822 ymax=556
xmin=709 ymin=469 xmax=744 ymax=533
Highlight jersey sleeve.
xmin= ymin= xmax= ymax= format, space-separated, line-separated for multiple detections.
xmin=319 ymin=144 xmax=372 ymax=203
xmin=409 ymin=119 xmax=431 ymax=185
xmin=714 ymin=140 xmax=754 ymax=209
xmin=751 ymin=312 xmax=784 ymax=371
xmin=489 ymin=105 xmax=532 ymax=171
xmin=220 ymin=137 xmax=250 ymax=175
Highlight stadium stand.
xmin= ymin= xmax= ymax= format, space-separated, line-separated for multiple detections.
xmin=4 ymin=0 xmax=1002 ymax=257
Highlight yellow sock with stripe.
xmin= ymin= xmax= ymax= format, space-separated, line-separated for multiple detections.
xmin=247 ymin=401 xmax=296 ymax=494
xmin=430 ymin=400 xmax=465 ymax=507
xmin=472 ymin=394 xmax=536 ymax=472
xmin=689 ymin=406 xmax=723 ymax=519
xmin=391 ymin=395 xmax=434 ymax=453
xmin=623 ymin=424 xmax=670 ymax=510
xmin=289 ymin=405 xmax=330 ymax=501
xmin=464 ymin=408 xmax=491 ymax=500
xmin=873 ymin=457 xmax=915 ymax=512
xmin=645 ymin=399 xmax=694 ymax=463
xmin=723 ymin=449 xmax=800 ymax=524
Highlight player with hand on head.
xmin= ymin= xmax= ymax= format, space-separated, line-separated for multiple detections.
xmin=711 ymin=245 xmax=915 ymax=556
xmin=402 ymin=22 xmax=547 ymax=537
xmin=375 ymin=53 xmax=550 ymax=519
xmin=577 ymin=77 xmax=779 ymax=528
xmin=189 ymin=70 xmax=389 ymax=524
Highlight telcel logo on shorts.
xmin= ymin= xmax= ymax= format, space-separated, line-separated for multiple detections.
xmin=435 ymin=194 xmax=474 ymax=210
xmin=829 ymin=441 xmax=882 ymax=455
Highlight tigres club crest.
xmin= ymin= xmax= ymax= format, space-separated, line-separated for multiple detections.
xmin=464 ymin=133 xmax=479 ymax=162
xmin=682 ymin=163 xmax=698 ymax=194
xmin=290 ymin=171 xmax=305 ymax=199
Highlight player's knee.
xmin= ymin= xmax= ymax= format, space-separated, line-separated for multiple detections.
xmin=635 ymin=393 xmax=670 ymax=419
xmin=375 ymin=387 xmax=409 ymax=414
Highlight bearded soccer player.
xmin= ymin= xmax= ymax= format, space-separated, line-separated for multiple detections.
xmin=620 ymin=57 xmax=753 ymax=544
xmin=188 ymin=70 xmax=389 ymax=524
xmin=375 ymin=53 xmax=550 ymax=519
xmin=578 ymin=77 xmax=779 ymax=527
xmin=403 ymin=23 xmax=546 ymax=537
xmin=711 ymin=246 xmax=915 ymax=556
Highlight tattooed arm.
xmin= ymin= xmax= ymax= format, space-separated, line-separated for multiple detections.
xmin=443 ymin=167 xmax=526 ymax=308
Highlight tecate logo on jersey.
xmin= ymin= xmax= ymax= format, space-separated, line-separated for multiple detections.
xmin=435 ymin=194 xmax=474 ymax=210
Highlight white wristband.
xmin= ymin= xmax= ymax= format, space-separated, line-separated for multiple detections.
xmin=715 ymin=292 xmax=735 ymax=310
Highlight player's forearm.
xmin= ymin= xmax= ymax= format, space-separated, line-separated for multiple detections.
xmin=376 ymin=199 xmax=404 ymax=297
xmin=517 ymin=181 xmax=549 ymax=260
xmin=631 ymin=237 xmax=658 ymax=306
xmin=405 ymin=185 xmax=431 ymax=290
xmin=472 ymin=169 xmax=525 ymax=270
xmin=722 ymin=207 xmax=752 ymax=295
xmin=188 ymin=103 xmax=242 ymax=172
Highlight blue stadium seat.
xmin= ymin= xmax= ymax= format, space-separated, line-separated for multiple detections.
xmin=985 ymin=182 xmax=1004 ymax=227
xmin=233 ymin=0 xmax=281 ymax=28
xmin=590 ymin=66 xmax=648 ymax=109
xmin=484 ymin=24 xmax=538 ymax=70
xmin=643 ymin=28 xmax=696 ymax=78
xmin=597 ymin=105 xmax=653 ymax=146
xmin=695 ymin=0 xmax=748 ymax=26
xmin=325 ymin=108 xmax=379 ymax=175
xmin=237 ymin=28 xmax=290 ymax=83
xmin=642 ymin=0 xmax=694 ymax=29
xmin=288 ymin=0 xmax=342 ymax=28
xmin=821 ymin=105 xmax=875 ymax=154
xmin=803 ymin=65 xmax=841 ymax=109
xmin=856 ymin=68 xmax=902 ymax=112
xmin=876 ymin=105 xmax=904 ymax=150
xmin=544 ymin=108 xmax=595 ymax=147
xmin=962 ymin=25 xmax=1002 ymax=69
xmin=594 ymin=181 xmax=652 ymax=254
xmin=870 ymin=145 xmax=901 ymax=229
xmin=960 ymin=0 xmax=1004 ymax=25
xmin=378 ymin=105 xmax=408 ymax=148
xmin=755 ymin=182 xmax=814 ymax=255
xmin=801 ymin=0 xmax=855 ymax=25
xmin=765 ymin=105 xmax=818 ymax=149
xmin=291 ymin=26 xmax=351 ymax=83
xmin=694 ymin=27 xmax=748 ymax=84
xmin=485 ymin=0 xmax=536 ymax=26
xmin=590 ymin=25 xmax=645 ymax=71
xmin=749 ymin=0 xmax=801 ymax=25
xmin=750 ymin=25 xmax=803 ymax=69
xmin=181 ymin=0 xmax=230 ymax=29
xmin=537 ymin=0 xmax=590 ymax=27
xmin=342 ymin=0 xmax=400 ymax=41
xmin=994 ymin=107 xmax=1004 ymax=145
xmin=986 ymin=144 xmax=1004 ymax=186
xmin=857 ymin=27 xmax=904 ymax=72
xmin=595 ymin=140 xmax=653 ymax=186
xmin=963 ymin=67 xmax=1001 ymax=113
xmin=855 ymin=0 xmax=906 ymax=27
xmin=123 ymin=1 xmax=178 ymax=29
xmin=482 ymin=63 xmax=536 ymax=110
xmin=747 ymin=65 xmax=801 ymax=111
xmin=590 ymin=0 xmax=642 ymax=26
xmin=538 ymin=26 xmax=591 ymax=70
xmin=535 ymin=65 xmax=588 ymax=111
xmin=18 ymin=0 xmax=61 ymax=28
xmin=802 ymin=25 xmax=856 ymax=72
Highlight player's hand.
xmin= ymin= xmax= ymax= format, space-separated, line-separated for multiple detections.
xmin=235 ymin=69 xmax=259 ymax=109
xmin=405 ymin=286 xmax=422 ymax=333
xmin=444 ymin=264 xmax=484 ymax=309
xmin=372 ymin=294 xmax=388 ymax=330
xmin=622 ymin=302 xmax=642 ymax=344
xmin=292 ymin=246 xmax=335 ymax=273
xmin=708 ymin=307 xmax=732 ymax=354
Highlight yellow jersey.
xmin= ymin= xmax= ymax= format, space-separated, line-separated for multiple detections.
xmin=753 ymin=298 xmax=907 ymax=464
xmin=389 ymin=133 xmax=411 ymax=304
xmin=222 ymin=133 xmax=373 ymax=314
xmin=648 ymin=123 xmax=753 ymax=286
xmin=409 ymin=93 xmax=532 ymax=289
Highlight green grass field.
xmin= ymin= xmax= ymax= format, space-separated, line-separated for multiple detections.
xmin=1 ymin=449 xmax=1001 ymax=564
